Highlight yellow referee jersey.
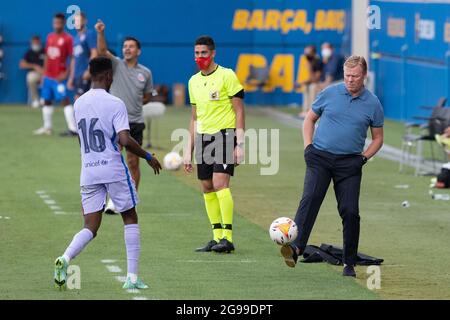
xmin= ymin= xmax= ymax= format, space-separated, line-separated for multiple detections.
xmin=188 ymin=65 xmax=243 ymax=134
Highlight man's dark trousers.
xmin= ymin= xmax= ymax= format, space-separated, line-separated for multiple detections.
xmin=293 ymin=144 xmax=364 ymax=266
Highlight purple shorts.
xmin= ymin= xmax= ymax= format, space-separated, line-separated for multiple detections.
xmin=80 ymin=179 xmax=139 ymax=214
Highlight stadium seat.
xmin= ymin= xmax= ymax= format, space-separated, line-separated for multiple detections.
xmin=399 ymin=97 xmax=450 ymax=176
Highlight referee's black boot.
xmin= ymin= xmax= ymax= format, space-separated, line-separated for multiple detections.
xmin=211 ymin=238 xmax=235 ymax=253
xmin=343 ymin=265 xmax=356 ymax=277
xmin=195 ymin=240 xmax=218 ymax=252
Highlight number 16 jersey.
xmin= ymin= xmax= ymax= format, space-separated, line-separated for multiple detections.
xmin=74 ymin=88 xmax=131 ymax=186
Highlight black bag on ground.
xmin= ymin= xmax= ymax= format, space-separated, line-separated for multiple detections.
xmin=437 ymin=168 xmax=450 ymax=188
xmin=300 ymin=243 xmax=384 ymax=266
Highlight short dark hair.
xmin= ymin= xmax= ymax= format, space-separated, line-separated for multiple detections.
xmin=31 ymin=35 xmax=41 ymax=41
xmin=89 ymin=57 xmax=112 ymax=79
xmin=123 ymin=37 xmax=141 ymax=49
xmin=195 ymin=35 xmax=215 ymax=50
xmin=307 ymin=44 xmax=316 ymax=53
xmin=54 ymin=13 xmax=66 ymax=21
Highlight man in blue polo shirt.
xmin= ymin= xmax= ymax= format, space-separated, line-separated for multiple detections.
xmin=280 ymin=55 xmax=384 ymax=277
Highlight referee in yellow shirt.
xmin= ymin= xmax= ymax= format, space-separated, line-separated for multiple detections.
xmin=184 ymin=36 xmax=245 ymax=253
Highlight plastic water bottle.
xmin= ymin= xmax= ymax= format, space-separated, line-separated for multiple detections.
xmin=431 ymin=194 xmax=450 ymax=201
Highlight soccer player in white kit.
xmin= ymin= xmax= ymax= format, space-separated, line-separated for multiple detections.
xmin=53 ymin=57 xmax=162 ymax=290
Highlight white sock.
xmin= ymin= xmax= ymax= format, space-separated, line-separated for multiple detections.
xmin=127 ymin=273 xmax=138 ymax=283
xmin=64 ymin=105 xmax=76 ymax=132
xmin=124 ymin=224 xmax=140 ymax=277
xmin=63 ymin=228 xmax=94 ymax=261
xmin=42 ymin=106 xmax=54 ymax=130
xmin=62 ymin=254 xmax=71 ymax=264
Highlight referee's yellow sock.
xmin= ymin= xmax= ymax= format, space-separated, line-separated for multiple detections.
xmin=203 ymin=192 xmax=223 ymax=242
xmin=216 ymin=188 xmax=234 ymax=243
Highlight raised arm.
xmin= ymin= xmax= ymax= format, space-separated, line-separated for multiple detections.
xmin=95 ymin=19 xmax=114 ymax=60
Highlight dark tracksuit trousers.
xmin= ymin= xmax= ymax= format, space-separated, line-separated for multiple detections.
xmin=293 ymin=144 xmax=364 ymax=266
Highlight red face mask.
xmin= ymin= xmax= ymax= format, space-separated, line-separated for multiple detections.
xmin=195 ymin=56 xmax=212 ymax=70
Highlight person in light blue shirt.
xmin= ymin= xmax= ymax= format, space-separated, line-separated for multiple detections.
xmin=279 ymin=55 xmax=384 ymax=278
xmin=67 ymin=12 xmax=97 ymax=101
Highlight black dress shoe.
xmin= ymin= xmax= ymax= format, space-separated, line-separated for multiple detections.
xmin=280 ymin=244 xmax=298 ymax=268
xmin=343 ymin=265 xmax=356 ymax=277
xmin=195 ymin=240 xmax=218 ymax=252
xmin=211 ymin=239 xmax=235 ymax=253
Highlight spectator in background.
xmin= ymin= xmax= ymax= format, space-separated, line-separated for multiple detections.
xmin=298 ymin=45 xmax=323 ymax=119
xmin=19 ymin=35 xmax=45 ymax=108
xmin=318 ymin=42 xmax=345 ymax=91
xmin=33 ymin=13 xmax=75 ymax=136
xmin=67 ymin=12 xmax=97 ymax=102
xmin=436 ymin=126 xmax=450 ymax=157
xmin=434 ymin=126 xmax=450 ymax=188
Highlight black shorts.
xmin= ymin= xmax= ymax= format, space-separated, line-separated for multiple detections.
xmin=129 ymin=123 xmax=146 ymax=146
xmin=73 ymin=76 xmax=91 ymax=97
xmin=195 ymin=129 xmax=236 ymax=180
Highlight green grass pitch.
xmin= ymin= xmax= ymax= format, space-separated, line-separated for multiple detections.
xmin=0 ymin=105 xmax=449 ymax=299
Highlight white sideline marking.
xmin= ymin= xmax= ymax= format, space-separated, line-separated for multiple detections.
xmin=115 ymin=276 xmax=127 ymax=283
xmin=177 ymin=259 xmax=255 ymax=264
xmin=36 ymin=190 xmax=69 ymax=216
xmin=4 ymin=217 xmax=10 ymax=220
xmin=102 ymin=259 xmax=148 ymax=300
xmin=126 ymin=289 xmax=140 ymax=294
xmin=101 ymin=259 xmax=117 ymax=264
xmin=106 ymin=265 xmax=122 ymax=273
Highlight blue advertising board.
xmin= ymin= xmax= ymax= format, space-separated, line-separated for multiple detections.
xmin=0 ymin=0 xmax=351 ymax=105
xmin=370 ymin=0 xmax=450 ymax=121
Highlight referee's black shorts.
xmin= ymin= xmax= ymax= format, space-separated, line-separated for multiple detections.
xmin=195 ymin=129 xmax=236 ymax=180
xmin=129 ymin=123 xmax=146 ymax=146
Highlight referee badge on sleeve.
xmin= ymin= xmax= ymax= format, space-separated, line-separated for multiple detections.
xmin=209 ymin=90 xmax=219 ymax=101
